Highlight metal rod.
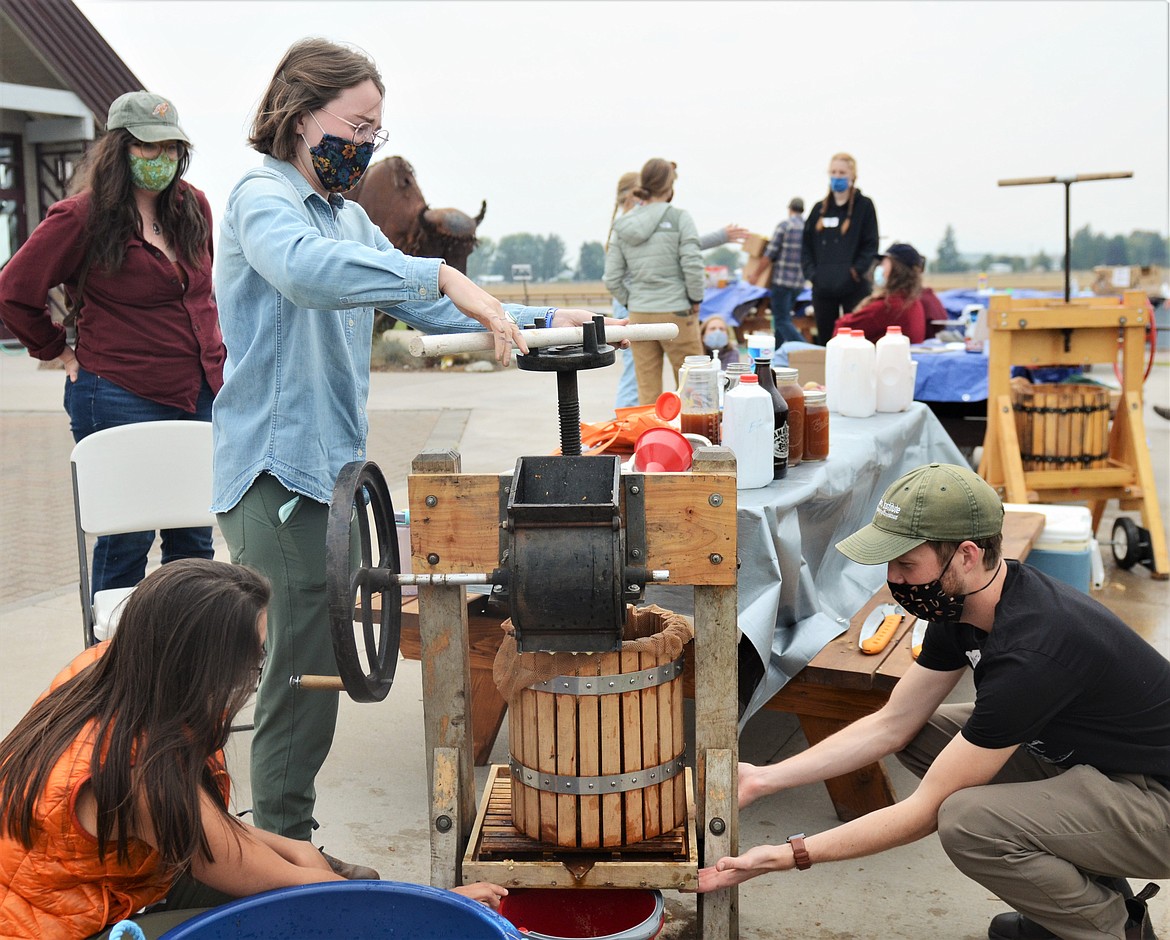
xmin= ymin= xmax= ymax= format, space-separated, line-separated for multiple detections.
xmin=996 ymin=170 xmax=1133 ymax=305
xmin=1064 ymin=181 xmax=1072 ymax=302
xmin=408 ymin=322 xmax=678 ymax=358
xmin=393 ymin=573 xmax=495 ymax=586
xmin=557 ymin=369 xmax=582 ymax=457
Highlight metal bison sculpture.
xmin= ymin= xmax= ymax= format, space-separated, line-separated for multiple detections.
xmin=346 ymin=155 xmax=486 ymax=274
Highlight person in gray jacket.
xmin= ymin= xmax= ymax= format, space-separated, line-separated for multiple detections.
xmin=604 ymin=158 xmax=706 ymax=404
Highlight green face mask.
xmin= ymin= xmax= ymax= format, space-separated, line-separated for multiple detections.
xmin=129 ymin=153 xmax=178 ymax=192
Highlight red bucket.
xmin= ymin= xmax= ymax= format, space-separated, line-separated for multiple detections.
xmin=498 ymin=888 xmax=664 ymax=940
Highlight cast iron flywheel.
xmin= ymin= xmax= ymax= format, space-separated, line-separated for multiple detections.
xmin=326 ymin=460 xmax=401 ymax=702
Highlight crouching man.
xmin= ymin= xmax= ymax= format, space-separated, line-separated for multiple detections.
xmin=699 ymin=463 xmax=1169 ymax=940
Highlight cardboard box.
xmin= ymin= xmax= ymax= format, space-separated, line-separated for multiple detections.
xmin=742 ymin=256 xmax=772 ymax=288
xmin=786 ymin=347 xmax=826 ymax=387
xmin=742 ymin=233 xmax=768 ymax=258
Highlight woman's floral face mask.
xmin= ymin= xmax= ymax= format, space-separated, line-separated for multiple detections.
xmin=303 ymin=113 xmax=374 ymax=194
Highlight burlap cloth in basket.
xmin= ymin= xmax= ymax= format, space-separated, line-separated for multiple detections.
xmin=493 ymin=604 xmax=694 ymax=703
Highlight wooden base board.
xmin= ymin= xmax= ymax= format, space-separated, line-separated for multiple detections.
xmin=463 ymin=765 xmax=698 ymax=890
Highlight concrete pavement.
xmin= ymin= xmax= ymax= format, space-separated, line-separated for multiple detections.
xmin=1 ymin=345 xmax=1167 ymax=938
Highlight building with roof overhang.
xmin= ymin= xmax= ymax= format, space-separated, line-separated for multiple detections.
xmin=0 ymin=0 xmax=141 ymax=270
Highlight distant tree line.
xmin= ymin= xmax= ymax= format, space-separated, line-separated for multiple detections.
xmin=465 ymin=234 xmax=614 ymax=282
xmin=465 ymin=236 xmax=757 ymax=283
xmin=932 ymin=224 xmax=1168 ymax=274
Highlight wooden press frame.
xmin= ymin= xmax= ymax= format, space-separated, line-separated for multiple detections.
xmin=978 ymin=289 xmax=1167 ymax=578
xmin=406 ymin=448 xmax=741 ymax=940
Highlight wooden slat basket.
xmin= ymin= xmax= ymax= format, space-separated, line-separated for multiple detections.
xmin=1011 ymin=382 xmax=1111 ymax=471
xmin=504 ymin=606 xmax=691 ymax=850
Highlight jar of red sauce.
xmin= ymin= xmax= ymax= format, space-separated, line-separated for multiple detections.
xmin=803 ymin=390 xmax=829 ymax=461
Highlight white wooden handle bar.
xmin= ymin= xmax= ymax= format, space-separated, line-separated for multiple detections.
xmin=408 ymin=322 xmax=679 ymax=358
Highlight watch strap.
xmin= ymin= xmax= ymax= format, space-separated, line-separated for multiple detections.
xmin=787 ymin=833 xmax=812 ymax=871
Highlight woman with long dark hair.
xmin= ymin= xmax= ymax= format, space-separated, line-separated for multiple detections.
xmin=0 ymin=92 xmax=223 ymax=598
xmin=0 ymin=561 xmax=320 ymax=938
xmin=836 ymin=242 xmax=928 ymax=344
xmin=800 ymin=152 xmax=879 ymax=344
xmin=0 ymin=560 xmax=505 ymax=938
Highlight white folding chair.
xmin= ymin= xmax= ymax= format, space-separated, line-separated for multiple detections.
xmin=70 ymin=420 xmax=216 ymax=646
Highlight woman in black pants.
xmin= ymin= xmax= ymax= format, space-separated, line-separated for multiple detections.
xmin=801 ymin=152 xmax=879 ymax=344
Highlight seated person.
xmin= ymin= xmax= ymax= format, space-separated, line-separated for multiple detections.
xmin=835 ymin=242 xmax=927 ymax=344
xmin=919 ymin=285 xmax=948 ymax=338
xmin=0 ymin=560 xmax=506 ymax=939
xmin=700 ymin=314 xmax=740 ymax=369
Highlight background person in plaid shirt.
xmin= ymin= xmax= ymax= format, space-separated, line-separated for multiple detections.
xmin=764 ymin=197 xmax=807 ymax=347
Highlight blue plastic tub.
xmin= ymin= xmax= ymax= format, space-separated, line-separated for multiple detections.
xmin=159 ymin=881 xmax=524 ymax=939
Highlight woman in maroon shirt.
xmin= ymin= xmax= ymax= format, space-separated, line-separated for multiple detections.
xmin=0 ymin=91 xmax=224 ymax=599
xmin=836 ymin=242 xmax=928 ymax=344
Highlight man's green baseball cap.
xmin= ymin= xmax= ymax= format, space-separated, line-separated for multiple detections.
xmin=106 ymin=91 xmax=191 ymax=145
xmin=836 ymin=463 xmax=1004 ymax=565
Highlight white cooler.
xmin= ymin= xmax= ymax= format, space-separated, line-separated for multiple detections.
xmin=1004 ymin=503 xmax=1103 ymax=593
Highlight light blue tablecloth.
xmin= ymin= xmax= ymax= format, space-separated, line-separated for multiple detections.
xmin=730 ymin=402 xmax=966 ymax=722
xmin=911 ymin=349 xmax=989 ymax=403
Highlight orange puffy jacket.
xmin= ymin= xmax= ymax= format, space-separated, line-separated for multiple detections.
xmin=0 ymin=644 xmax=229 ymax=939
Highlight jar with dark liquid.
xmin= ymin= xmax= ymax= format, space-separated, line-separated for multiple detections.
xmin=772 ymin=366 xmax=805 ymax=467
xmin=803 ymin=389 xmax=829 ymax=461
xmin=678 ymin=355 xmax=721 ymax=444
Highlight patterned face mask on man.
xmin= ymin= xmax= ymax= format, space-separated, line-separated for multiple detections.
xmin=888 ymin=551 xmax=1002 ymax=623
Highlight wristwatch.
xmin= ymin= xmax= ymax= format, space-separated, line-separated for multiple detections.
xmin=787 ymin=833 xmax=812 ymax=871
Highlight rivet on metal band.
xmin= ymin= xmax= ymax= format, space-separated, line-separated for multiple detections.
xmin=526 ymin=657 xmax=684 ymax=695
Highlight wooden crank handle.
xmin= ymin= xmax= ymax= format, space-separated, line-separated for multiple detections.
xmin=999 ymin=171 xmax=1133 ymax=187
xmin=408 ymin=322 xmax=679 ymax=358
xmin=998 ymin=176 xmax=1057 ymax=187
xmin=1073 ymin=171 xmax=1133 ymax=182
xmin=290 ymin=674 xmax=346 ymax=691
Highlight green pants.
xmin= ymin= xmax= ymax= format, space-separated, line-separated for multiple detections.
xmin=218 ymin=473 xmax=339 ymax=840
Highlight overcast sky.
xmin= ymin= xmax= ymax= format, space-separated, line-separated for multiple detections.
xmin=75 ymin=0 xmax=1169 ymax=267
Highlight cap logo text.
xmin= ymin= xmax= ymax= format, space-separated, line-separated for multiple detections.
xmin=876 ymin=499 xmax=902 ymax=521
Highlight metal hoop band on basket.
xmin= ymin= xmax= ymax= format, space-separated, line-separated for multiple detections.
xmin=525 ymin=657 xmax=684 ymax=695
xmin=509 ymin=753 xmax=687 ymax=796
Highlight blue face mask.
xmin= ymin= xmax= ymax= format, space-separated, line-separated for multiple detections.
xmin=830 ymin=177 xmax=850 ymax=194
xmin=703 ymin=329 xmax=729 ymax=350
xmin=873 ymin=265 xmax=886 ymax=288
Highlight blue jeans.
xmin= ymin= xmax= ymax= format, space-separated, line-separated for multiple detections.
xmin=65 ymin=367 xmax=215 ymax=596
xmin=770 ymin=285 xmax=804 ymax=345
xmin=612 ymin=299 xmax=639 ymax=409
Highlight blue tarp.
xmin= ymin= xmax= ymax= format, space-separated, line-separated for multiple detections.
xmin=935 ymin=288 xmax=1095 ymax=319
xmin=700 ymin=279 xmax=811 ymax=325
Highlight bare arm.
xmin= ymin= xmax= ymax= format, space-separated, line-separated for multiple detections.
xmin=157 ymin=791 xmax=343 ymax=896
xmin=739 ymin=663 xmax=964 ymax=807
xmin=699 ymin=731 xmax=1017 ymax=891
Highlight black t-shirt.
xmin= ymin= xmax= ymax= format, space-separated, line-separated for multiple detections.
xmin=916 ymin=561 xmax=1170 ymax=778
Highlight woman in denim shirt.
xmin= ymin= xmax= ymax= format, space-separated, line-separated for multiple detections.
xmin=212 ymin=38 xmax=607 ymax=869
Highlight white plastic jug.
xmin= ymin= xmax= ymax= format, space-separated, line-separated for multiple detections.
xmin=824 ymin=326 xmax=852 ymax=413
xmin=838 ymin=331 xmax=876 ymax=418
xmin=720 ymin=374 xmax=773 ymax=489
xmin=875 ymin=326 xmax=914 ymax=413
